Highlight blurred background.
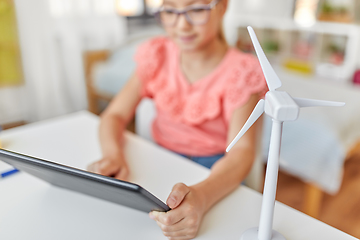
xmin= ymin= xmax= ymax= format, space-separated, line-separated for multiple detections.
xmin=1 ymin=0 xmax=360 ymax=238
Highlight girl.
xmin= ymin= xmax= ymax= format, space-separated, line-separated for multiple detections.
xmin=88 ymin=0 xmax=267 ymax=239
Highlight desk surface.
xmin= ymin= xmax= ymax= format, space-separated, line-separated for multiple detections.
xmin=0 ymin=111 xmax=356 ymax=240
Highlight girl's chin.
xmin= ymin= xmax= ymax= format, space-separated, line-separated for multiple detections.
xmin=179 ymin=45 xmax=198 ymax=52
xmin=176 ymin=40 xmax=201 ymax=52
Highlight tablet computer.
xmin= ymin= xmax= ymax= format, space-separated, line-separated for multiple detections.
xmin=0 ymin=148 xmax=170 ymax=213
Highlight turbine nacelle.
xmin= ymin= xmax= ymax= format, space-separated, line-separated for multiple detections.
xmin=265 ymin=91 xmax=299 ymax=122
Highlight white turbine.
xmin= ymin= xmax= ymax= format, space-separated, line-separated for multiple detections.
xmin=227 ymin=26 xmax=345 ymax=240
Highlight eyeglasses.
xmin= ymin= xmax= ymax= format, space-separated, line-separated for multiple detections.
xmin=155 ymin=0 xmax=221 ymax=27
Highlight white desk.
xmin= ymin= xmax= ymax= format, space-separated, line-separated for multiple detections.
xmin=0 ymin=111 xmax=356 ymax=240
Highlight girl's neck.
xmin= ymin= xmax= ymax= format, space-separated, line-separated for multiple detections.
xmin=180 ymin=38 xmax=229 ymax=84
xmin=181 ymin=38 xmax=228 ymax=66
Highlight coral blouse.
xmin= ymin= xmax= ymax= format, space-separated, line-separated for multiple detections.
xmin=135 ymin=37 xmax=267 ymax=156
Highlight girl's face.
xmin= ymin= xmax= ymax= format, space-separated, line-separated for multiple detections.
xmin=160 ymin=0 xmax=227 ymax=52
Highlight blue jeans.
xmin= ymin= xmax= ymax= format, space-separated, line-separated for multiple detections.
xmin=180 ymin=153 xmax=224 ymax=169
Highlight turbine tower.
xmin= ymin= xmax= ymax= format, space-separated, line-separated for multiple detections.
xmin=227 ymin=26 xmax=345 ymax=240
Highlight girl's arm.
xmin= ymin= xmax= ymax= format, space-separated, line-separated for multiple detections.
xmin=150 ymin=94 xmax=259 ymax=240
xmin=192 ymin=93 xmax=259 ymax=211
xmin=87 ymin=72 xmax=142 ymax=180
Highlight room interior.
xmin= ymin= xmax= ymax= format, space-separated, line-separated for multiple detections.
xmin=1 ymin=0 xmax=360 ymax=238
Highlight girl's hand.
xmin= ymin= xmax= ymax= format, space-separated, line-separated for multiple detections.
xmin=87 ymin=153 xmax=129 ymax=181
xmin=149 ymin=183 xmax=206 ymax=240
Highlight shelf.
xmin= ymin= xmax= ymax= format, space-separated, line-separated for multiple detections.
xmin=223 ymin=16 xmax=360 ymax=84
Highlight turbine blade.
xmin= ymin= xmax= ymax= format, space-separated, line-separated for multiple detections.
xmin=247 ymin=26 xmax=282 ymax=91
xmin=226 ymin=99 xmax=265 ymax=152
xmin=293 ymin=97 xmax=345 ymax=108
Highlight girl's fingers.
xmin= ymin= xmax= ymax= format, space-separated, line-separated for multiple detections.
xmin=167 ymin=183 xmax=190 ymax=209
xmin=87 ymin=162 xmax=101 ymax=174
xmin=155 ymin=217 xmax=187 ymax=232
xmin=151 ymin=212 xmax=199 ymax=239
xmin=149 ymin=183 xmax=202 ymax=239
xmin=86 ymin=162 xmax=95 ymax=172
xmin=162 ymin=234 xmax=191 ymax=240
xmin=162 ymin=228 xmax=196 ymax=239
xmin=115 ymin=167 xmax=129 ymax=181
xmin=159 ymin=219 xmax=198 ymax=239
xmin=87 ymin=159 xmax=120 ymax=176
xmin=150 ymin=209 xmax=185 ymax=228
xmin=97 ymin=159 xmax=116 ymax=175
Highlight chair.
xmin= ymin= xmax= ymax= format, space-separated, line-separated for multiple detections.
xmin=84 ymin=30 xmax=163 ymax=115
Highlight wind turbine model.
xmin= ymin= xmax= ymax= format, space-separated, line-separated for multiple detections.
xmin=227 ymin=26 xmax=345 ymax=240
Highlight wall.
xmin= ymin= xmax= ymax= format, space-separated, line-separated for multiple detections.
xmin=225 ymin=0 xmax=295 ymax=46
xmin=227 ymin=0 xmax=295 ymax=19
xmin=0 ymin=0 xmax=126 ymax=125
xmin=0 ymin=87 xmax=26 ymax=124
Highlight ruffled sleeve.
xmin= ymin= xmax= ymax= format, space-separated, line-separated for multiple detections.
xmin=223 ymin=54 xmax=268 ymax=123
xmin=134 ymin=37 xmax=168 ymax=98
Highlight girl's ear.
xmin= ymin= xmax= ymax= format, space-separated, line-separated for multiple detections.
xmin=219 ymin=0 xmax=228 ymax=16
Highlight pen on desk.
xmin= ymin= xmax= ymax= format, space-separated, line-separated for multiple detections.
xmin=0 ymin=168 xmax=19 ymax=178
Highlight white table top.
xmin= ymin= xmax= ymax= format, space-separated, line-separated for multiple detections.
xmin=0 ymin=111 xmax=356 ymax=240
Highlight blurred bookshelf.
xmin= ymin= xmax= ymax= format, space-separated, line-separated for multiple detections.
xmin=233 ymin=19 xmax=359 ymax=84
xmin=224 ymin=0 xmax=360 ymax=87
xmin=317 ymin=0 xmax=358 ymax=24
